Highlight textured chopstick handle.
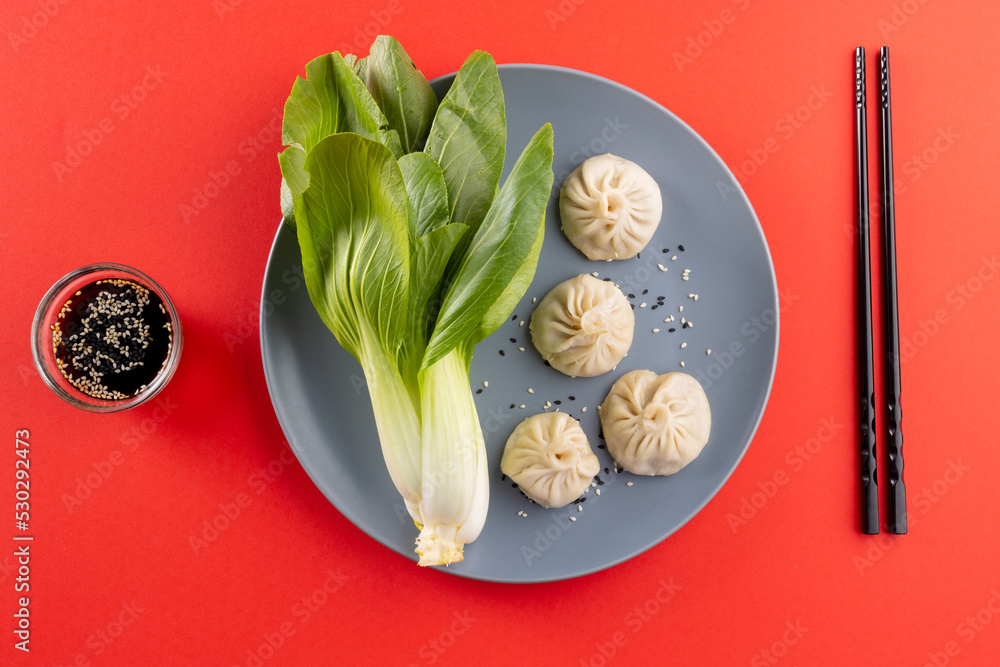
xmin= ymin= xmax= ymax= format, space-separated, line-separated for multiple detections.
xmin=856 ymin=47 xmax=879 ymax=535
xmin=880 ymin=46 xmax=906 ymax=534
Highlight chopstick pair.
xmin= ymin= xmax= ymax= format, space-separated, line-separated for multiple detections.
xmin=854 ymin=46 xmax=906 ymax=535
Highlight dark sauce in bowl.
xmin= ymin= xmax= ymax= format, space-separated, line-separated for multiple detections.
xmin=51 ymin=279 xmax=174 ymax=401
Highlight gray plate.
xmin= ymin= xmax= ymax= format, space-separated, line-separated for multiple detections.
xmin=260 ymin=65 xmax=778 ymax=583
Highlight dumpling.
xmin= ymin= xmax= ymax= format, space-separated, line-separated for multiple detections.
xmin=529 ymin=274 xmax=634 ymax=378
xmin=559 ymin=153 xmax=662 ymax=260
xmin=598 ymin=370 xmax=711 ymax=476
xmin=501 ymin=412 xmax=600 ymax=508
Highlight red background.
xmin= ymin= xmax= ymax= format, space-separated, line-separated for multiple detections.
xmin=2 ymin=1 xmax=999 ymax=665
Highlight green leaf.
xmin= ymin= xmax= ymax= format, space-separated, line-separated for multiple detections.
xmin=365 ymin=36 xmax=438 ymax=154
xmin=410 ymin=223 xmax=468 ymax=334
xmin=400 ymin=223 xmax=468 ymax=384
xmin=424 ymin=51 xmax=505 ymax=238
xmin=422 ymin=123 xmax=554 ymax=369
xmin=282 ymin=52 xmax=402 ymax=157
xmin=278 ymin=145 xmax=308 ymax=228
xmin=397 ymin=152 xmax=450 ymax=239
xmin=295 ymin=133 xmax=411 ymax=359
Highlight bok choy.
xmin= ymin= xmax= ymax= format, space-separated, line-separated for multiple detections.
xmin=279 ymin=36 xmax=554 ymax=565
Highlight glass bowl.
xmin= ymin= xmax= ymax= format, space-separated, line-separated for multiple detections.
xmin=31 ymin=263 xmax=183 ymax=412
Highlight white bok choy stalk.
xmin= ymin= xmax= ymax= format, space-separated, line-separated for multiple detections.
xmin=280 ymin=38 xmax=554 ymax=565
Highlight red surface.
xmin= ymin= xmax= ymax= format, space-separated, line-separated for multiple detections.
xmin=2 ymin=1 xmax=999 ymax=665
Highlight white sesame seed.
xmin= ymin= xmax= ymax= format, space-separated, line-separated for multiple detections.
xmin=591 ymin=272 xmax=598 ymax=277
xmin=657 ymin=263 xmax=667 ymax=272
xmin=483 ymin=381 xmax=488 ymax=387
xmin=693 ymin=295 xmax=699 ymax=301
xmin=518 ymin=346 xmax=525 ymax=352
xmin=581 ymin=406 xmax=587 ymax=413
xmin=519 ymin=320 xmax=524 ymax=327
xmin=591 ymin=481 xmax=596 ymax=487
xmin=679 ymin=306 xmax=684 ymax=312
xmin=595 ymin=488 xmax=601 ymax=495
xmin=578 ymin=505 xmax=583 ymax=512
xmin=653 ymin=328 xmax=660 ymax=333
xmin=527 ymin=388 xmax=534 ymax=394
xmin=520 ymin=404 xmax=526 ymax=409
xmin=681 ymin=317 xmax=687 ymax=324
xmin=681 ymin=342 xmax=687 ymax=348
xmin=680 ymin=361 xmax=686 ymax=367
xmin=569 ymin=516 xmax=577 ymax=522
xmin=707 ymin=349 xmax=712 ymax=355
xmin=639 ymin=302 xmax=646 ymax=308
xmin=532 ymin=297 xmax=537 ymax=303
xmin=544 ymin=401 xmax=551 ymax=408
xmin=671 ymin=255 xmax=677 ymax=261
xmin=626 ymin=481 xmax=634 ymax=487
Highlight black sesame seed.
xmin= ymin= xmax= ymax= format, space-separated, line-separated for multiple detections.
xmin=476 ymin=388 xmax=483 ymax=394
xmin=668 ymin=328 xmax=676 ymax=332
xmin=554 ymin=400 xmax=561 ymax=405
xmin=598 ymin=444 xmax=605 ymax=449
xmin=630 ymin=304 xmax=635 ymax=310
xmin=596 ymin=477 xmax=605 ymax=486
xmin=642 ymin=289 xmax=648 ymax=295
xmin=662 ymin=248 xmax=669 ymax=253
xmin=568 ymin=395 xmax=576 ymax=401
xmin=509 ymin=337 xmax=517 ymax=343
xmin=543 ymin=360 xmax=551 ymax=367
xmin=627 ymin=293 xmax=635 ymax=299
xmin=604 ymin=467 xmax=610 ymax=474
xmin=499 ymin=349 xmax=505 ymax=356
xmin=510 ymin=403 xmax=516 ymax=409
xmin=678 ymin=244 xmax=685 ymax=251
xmin=511 ymin=483 xmax=518 ymax=488
xmin=511 ymin=314 xmax=517 ymax=321
xmin=651 ymin=305 xmax=658 ymax=310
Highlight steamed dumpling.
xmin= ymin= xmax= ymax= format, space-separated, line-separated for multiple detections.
xmin=598 ymin=370 xmax=711 ymax=476
xmin=530 ymin=274 xmax=634 ymax=378
xmin=501 ymin=412 xmax=600 ymax=508
xmin=560 ymin=154 xmax=662 ymax=260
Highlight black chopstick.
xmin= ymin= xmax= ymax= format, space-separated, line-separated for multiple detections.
xmin=879 ymin=46 xmax=906 ymax=534
xmin=855 ymin=47 xmax=879 ymax=535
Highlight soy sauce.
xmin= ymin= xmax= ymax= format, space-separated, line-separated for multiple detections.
xmin=51 ymin=279 xmax=173 ymax=400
